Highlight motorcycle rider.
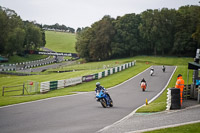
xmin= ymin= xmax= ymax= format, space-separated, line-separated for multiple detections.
xmin=140 ymin=78 xmax=147 ymax=86
xmin=162 ymin=65 xmax=165 ymax=72
xmin=95 ymin=82 xmax=106 ymax=93
xmin=95 ymin=82 xmax=111 ymax=101
xmin=141 ymin=78 xmax=146 ymax=84
xmin=150 ymin=67 xmax=154 ymax=76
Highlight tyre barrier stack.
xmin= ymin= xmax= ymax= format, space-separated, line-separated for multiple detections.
xmin=166 ymin=88 xmax=171 ymax=110
xmin=166 ymin=88 xmax=181 ymax=110
xmin=0 ymin=56 xmax=55 ymax=72
xmin=40 ymin=61 xmax=135 ymax=93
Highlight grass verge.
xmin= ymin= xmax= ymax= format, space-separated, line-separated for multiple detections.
xmin=0 ymin=62 xmax=149 ymax=106
xmin=144 ymin=122 xmax=200 ymax=133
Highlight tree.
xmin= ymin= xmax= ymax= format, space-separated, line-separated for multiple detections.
xmin=155 ymin=8 xmax=177 ymax=55
xmin=173 ymin=5 xmax=200 ymax=56
xmin=5 ymin=28 xmax=25 ymax=56
xmin=75 ymin=16 xmax=115 ymax=61
xmin=0 ymin=6 xmax=46 ymax=57
xmin=89 ymin=15 xmax=115 ymax=61
xmin=75 ymin=27 xmax=91 ymax=61
xmin=0 ymin=7 xmax=9 ymax=54
xmin=76 ymin=27 xmax=82 ymax=33
xmin=139 ymin=9 xmax=156 ymax=55
xmin=24 ymin=22 xmax=43 ymax=50
xmin=112 ymin=13 xmax=142 ymax=57
xmin=0 ymin=6 xmax=25 ymax=56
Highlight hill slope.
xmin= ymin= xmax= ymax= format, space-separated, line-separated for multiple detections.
xmin=45 ymin=31 xmax=76 ymax=53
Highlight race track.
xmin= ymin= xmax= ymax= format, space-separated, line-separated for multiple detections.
xmin=0 ymin=66 xmax=176 ymax=133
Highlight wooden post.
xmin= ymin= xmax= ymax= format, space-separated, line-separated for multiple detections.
xmin=2 ymin=87 xmax=4 ymax=96
xmin=186 ymin=69 xmax=189 ymax=100
xmin=22 ymin=83 xmax=24 ymax=95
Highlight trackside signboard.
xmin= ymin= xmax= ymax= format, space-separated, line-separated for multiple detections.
xmin=24 ymin=50 xmax=78 ymax=57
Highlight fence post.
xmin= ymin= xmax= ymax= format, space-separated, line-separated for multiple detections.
xmin=22 ymin=83 xmax=25 ymax=95
xmin=2 ymin=87 xmax=4 ymax=96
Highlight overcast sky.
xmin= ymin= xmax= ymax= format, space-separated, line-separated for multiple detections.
xmin=0 ymin=0 xmax=199 ymax=29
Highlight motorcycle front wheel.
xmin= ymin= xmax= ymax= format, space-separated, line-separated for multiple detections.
xmin=100 ymin=98 xmax=107 ymax=108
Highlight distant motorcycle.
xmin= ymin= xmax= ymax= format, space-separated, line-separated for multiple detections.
xmin=150 ymin=69 xmax=154 ymax=76
xmin=96 ymin=90 xmax=113 ymax=108
xmin=162 ymin=66 xmax=165 ymax=72
xmin=140 ymin=82 xmax=147 ymax=91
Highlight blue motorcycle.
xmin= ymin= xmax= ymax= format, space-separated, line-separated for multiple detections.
xmin=96 ymin=90 xmax=113 ymax=108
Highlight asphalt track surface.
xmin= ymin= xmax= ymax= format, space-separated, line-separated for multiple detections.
xmin=101 ymin=102 xmax=200 ymax=133
xmin=0 ymin=66 xmax=176 ymax=133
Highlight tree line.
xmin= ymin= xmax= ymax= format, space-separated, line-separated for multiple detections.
xmin=76 ymin=5 xmax=200 ymax=61
xmin=43 ymin=23 xmax=75 ymax=33
xmin=0 ymin=6 xmax=46 ymax=57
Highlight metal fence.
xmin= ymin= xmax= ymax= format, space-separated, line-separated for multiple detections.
xmin=2 ymin=84 xmax=25 ymax=96
xmin=2 ymin=81 xmax=39 ymax=96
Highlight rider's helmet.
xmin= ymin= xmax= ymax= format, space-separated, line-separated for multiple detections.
xmin=177 ymin=74 xmax=182 ymax=77
xmin=96 ymin=82 xmax=100 ymax=88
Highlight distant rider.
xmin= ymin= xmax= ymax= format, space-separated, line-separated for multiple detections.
xmin=95 ymin=82 xmax=111 ymax=100
xmin=150 ymin=67 xmax=154 ymax=76
xmin=162 ymin=65 xmax=165 ymax=72
xmin=140 ymin=78 xmax=147 ymax=86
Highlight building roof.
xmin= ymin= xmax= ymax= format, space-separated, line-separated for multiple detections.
xmin=188 ymin=62 xmax=200 ymax=70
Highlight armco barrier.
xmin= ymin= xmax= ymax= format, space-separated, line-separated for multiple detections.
xmin=40 ymin=61 xmax=135 ymax=93
xmin=0 ymin=56 xmax=54 ymax=72
xmin=50 ymin=81 xmax=58 ymax=90
xmin=40 ymin=82 xmax=50 ymax=93
xmin=105 ymin=70 xmax=108 ymax=76
xmin=40 ymin=77 xmax=82 ymax=93
xmin=64 ymin=77 xmax=82 ymax=87
xmin=82 ymin=75 xmax=94 ymax=82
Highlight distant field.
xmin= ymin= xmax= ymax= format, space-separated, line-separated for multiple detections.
xmin=45 ymin=31 xmax=76 ymax=53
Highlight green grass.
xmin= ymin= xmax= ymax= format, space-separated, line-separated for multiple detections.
xmin=0 ymin=56 xmax=193 ymax=107
xmin=45 ymin=31 xmax=76 ymax=53
xmin=0 ymin=59 xmax=149 ymax=106
xmin=46 ymin=58 xmax=131 ymax=72
xmin=1 ymin=54 xmax=48 ymax=64
xmin=144 ymin=122 xmax=200 ymax=133
xmin=134 ymin=56 xmax=191 ymax=66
